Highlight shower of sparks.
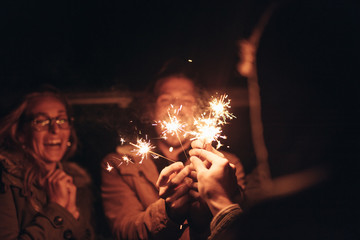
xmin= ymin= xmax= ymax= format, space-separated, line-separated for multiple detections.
xmin=120 ymin=137 xmax=126 ymax=145
xmin=191 ymin=115 xmax=226 ymax=149
xmin=130 ymin=138 xmax=155 ymax=164
xmin=154 ymin=104 xmax=189 ymax=160
xmin=155 ymin=105 xmax=188 ymax=140
xmin=105 ymin=155 xmax=134 ymax=172
xmin=209 ymin=94 xmax=235 ymax=123
xmin=190 ymin=94 xmax=235 ymax=149
xmin=129 ymin=138 xmax=176 ymax=163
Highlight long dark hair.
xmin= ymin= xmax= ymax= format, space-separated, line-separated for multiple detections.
xmin=0 ymin=86 xmax=78 ymax=211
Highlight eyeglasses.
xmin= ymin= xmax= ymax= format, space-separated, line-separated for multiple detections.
xmin=31 ymin=117 xmax=72 ymax=131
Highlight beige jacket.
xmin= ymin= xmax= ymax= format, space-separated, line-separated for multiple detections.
xmin=0 ymin=152 xmax=94 ymax=240
xmin=101 ymin=145 xmax=245 ymax=240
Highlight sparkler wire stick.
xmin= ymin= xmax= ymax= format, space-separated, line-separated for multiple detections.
xmin=167 ymin=111 xmax=190 ymax=161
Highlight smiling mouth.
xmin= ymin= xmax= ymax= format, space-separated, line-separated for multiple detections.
xmin=44 ymin=140 xmax=62 ymax=147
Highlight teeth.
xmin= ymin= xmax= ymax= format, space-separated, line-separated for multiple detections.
xmin=45 ymin=140 xmax=61 ymax=145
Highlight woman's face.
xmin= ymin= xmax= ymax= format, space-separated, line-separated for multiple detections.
xmin=154 ymin=76 xmax=197 ymax=147
xmin=25 ymin=96 xmax=71 ymax=167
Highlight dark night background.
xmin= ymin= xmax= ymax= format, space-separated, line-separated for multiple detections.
xmin=0 ymin=0 xmax=269 ymax=93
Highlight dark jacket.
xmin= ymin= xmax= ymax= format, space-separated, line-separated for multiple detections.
xmin=0 ymin=152 xmax=94 ymax=240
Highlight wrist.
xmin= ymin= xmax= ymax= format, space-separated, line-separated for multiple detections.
xmin=207 ymin=195 xmax=234 ymax=216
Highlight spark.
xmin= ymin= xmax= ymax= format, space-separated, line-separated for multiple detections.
xmin=190 ymin=94 xmax=235 ymax=149
xmin=209 ymin=94 xmax=235 ymax=123
xmin=129 ymin=138 xmax=176 ymax=163
xmin=106 ymin=162 xmax=114 ymax=172
xmin=122 ymin=155 xmax=134 ymax=165
xmin=156 ymin=105 xmax=187 ymax=140
xmin=191 ymin=115 xmax=225 ymax=149
xmin=154 ymin=105 xmax=189 ymax=160
xmin=130 ymin=138 xmax=155 ymax=164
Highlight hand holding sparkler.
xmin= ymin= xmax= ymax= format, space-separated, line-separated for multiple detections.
xmin=156 ymin=162 xmax=194 ymax=224
xmin=189 ymin=146 xmax=240 ymax=216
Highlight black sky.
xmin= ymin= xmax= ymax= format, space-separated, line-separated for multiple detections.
xmin=1 ymin=1 xmax=271 ymax=95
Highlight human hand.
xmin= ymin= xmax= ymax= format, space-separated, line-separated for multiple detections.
xmin=46 ymin=169 xmax=79 ymax=219
xmin=156 ymin=162 xmax=193 ymax=224
xmin=189 ymin=148 xmax=240 ymax=216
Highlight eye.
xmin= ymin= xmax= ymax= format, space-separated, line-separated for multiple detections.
xmin=33 ymin=119 xmax=49 ymax=127
xmin=157 ymin=95 xmax=172 ymax=105
xmin=181 ymin=96 xmax=196 ymax=106
xmin=56 ymin=116 xmax=70 ymax=127
xmin=57 ymin=119 xmax=68 ymax=124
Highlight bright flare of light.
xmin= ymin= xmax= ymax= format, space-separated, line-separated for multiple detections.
xmin=190 ymin=94 xmax=235 ymax=149
xmin=106 ymin=162 xmax=114 ymax=172
xmin=130 ymin=138 xmax=155 ymax=164
xmin=191 ymin=115 xmax=225 ymax=149
xmin=209 ymin=94 xmax=235 ymax=122
xmin=156 ymin=105 xmax=188 ymax=140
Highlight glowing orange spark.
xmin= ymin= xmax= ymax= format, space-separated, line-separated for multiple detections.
xmin=106 ymin=162 xmax=114 ymax=172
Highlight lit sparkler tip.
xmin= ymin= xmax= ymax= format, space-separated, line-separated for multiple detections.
xmin=209 ymin=94 xmax=235 ymax=122
xmin=130 ymin=138 xmax=156 ymax=164
xmin=157 ymin=105 xmax=187 ymax=139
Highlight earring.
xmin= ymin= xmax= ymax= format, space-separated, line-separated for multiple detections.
xmin=67 ymin=141 xmax=72 ymax=147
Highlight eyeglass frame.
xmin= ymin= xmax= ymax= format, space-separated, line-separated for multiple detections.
xmin=29 ymin=115 xmax=73 ymax=132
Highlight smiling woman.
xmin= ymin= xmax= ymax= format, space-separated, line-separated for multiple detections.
xmin=0 ymin=86 xmax=94 ymax=239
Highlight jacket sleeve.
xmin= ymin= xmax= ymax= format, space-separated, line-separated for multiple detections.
xmin=101 ymin=159 xmax=185 ymax=240
xmin=0 ymin=187 xmax=92 ymax=240
xmin=208 ymin=204 xmax=243 ymax=240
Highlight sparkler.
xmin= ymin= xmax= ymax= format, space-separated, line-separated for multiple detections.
xmin=106 ymin=136 xmax=176 ymax=172
xmin=191 ymin=114 xmax=226 ymax=149
xmin=209 ymin=94 xmax=235 ymax=123
xmin=107 ymin=93 xmax=235 ymax=172
xmin=155 ymin=105 xmax=188 ymax=140
xmin=129 ymin=138 xmax=176 ymax=163
xmin=154 ymin=104 xmax=189 ymax=159
xmin=190 ymin=93 xmax=235 ymax=149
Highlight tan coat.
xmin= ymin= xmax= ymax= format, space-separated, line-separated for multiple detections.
xmin=101 ymin=145 xmax=245 ymax=240
xmin=0 ymin=153 xmax=94 ymax=240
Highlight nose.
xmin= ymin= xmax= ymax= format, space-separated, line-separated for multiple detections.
xmin=49 ymin=120 xmax=60 ymax=134
xmin=172 ymin=98 xmax=182 ymax=107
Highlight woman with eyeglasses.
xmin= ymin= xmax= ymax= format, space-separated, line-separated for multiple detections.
xmin=0 ymin=86 xmax=94 ymax=239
